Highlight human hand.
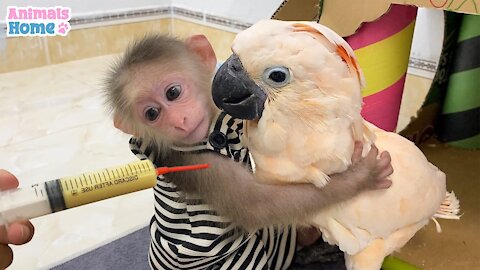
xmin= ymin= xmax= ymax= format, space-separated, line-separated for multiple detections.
xmin=0 ymin=170 xmax=34 ymax=269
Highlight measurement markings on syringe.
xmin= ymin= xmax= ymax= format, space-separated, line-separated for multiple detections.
xmin=77 ymin=170 xmax=140 ymax=194
xmin=82 ymin=174 xmax=87 ymax=186
xmin=33 ymin=183 xmax=39 ymax=196
xmin=134 ymin=164 xmax=141 ymax=174
xmin=141 ymin=162 xmax=148 ymax=171
xmin=106 ymin=169 xmax=113 ymax=180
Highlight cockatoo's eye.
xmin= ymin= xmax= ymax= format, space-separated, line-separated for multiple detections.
xmin=262 ymin=66 xmax=290 ymax=88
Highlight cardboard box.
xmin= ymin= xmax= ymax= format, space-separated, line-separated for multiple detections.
xmin=272 ymin=0 xmax=479 ymax=36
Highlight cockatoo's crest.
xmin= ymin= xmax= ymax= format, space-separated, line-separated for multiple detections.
xmin=291 ymin=22 xmax=365 ymax=88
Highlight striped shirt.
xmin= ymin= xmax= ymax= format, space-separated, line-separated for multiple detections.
xmin=129 ymin=112 xmax=296 ymax=270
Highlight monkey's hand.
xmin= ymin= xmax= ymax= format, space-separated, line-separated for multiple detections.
xmin=342 ymin=141 xmax=393 ymax=191
xmin=163 ymin=144 xmax=392 ymax=232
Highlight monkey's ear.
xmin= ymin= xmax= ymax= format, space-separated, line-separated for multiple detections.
xmin=114 ymin=113 xmax=137 ymax=136
xmin=185 ymin=35 xmax=217 ymax=73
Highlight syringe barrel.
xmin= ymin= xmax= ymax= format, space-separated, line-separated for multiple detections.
xmin=0 ymin=160 xmax=158 ymax=225
xmin=57 ymin=160 xmax=157 ymax=209
xmin=0 ymin=184 xmax=52 ymax=226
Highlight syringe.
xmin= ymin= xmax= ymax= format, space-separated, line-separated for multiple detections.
xmin=0 ymin=160 xmax=209 ymax=225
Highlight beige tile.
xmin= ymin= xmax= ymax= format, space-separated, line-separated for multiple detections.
xmin=47 ymin=19 xmax=171 ymax=64
xmin=172 ymin=19 xmax=236 ymax=61
xmin=0 ymin=56 xmax=153 ymax=270
xmin=0 ymin=36 xmax=49 ymax=73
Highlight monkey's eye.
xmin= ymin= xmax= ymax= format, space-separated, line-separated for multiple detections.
xmin=262 ymin=66 xmax=290 ymax=88
xmin=166 ymin=85 xmax=182 ymax=101
xmin=144 ymin=107 xmax=160 ymax=122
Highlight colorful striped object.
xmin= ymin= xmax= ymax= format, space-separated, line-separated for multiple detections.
xmin=399 ymin=11 xmax=479 ymax=149
xmin=345 ymin=4 xmax=418 ymax=132
xmin=438 ymin=14 xmax=480 ymax=149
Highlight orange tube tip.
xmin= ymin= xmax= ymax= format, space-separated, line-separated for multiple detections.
xmin=156 ymin=164 xmax=209 ymax=175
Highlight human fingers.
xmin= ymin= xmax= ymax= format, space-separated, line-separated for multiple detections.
xmin=7 ymin=221 xmax=34 ymax=245
xmin=0 ymin=244 xmax=13 ymax=269
xmin=0 ymin=170 xmax=19 ymax=191
xmin=0 ymin=225 xmax=8 ymax=244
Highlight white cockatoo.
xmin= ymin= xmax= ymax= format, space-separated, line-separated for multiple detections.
xmin=211 ymin=19 xmax=460 ymax=270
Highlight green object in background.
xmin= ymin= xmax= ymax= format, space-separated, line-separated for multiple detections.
xmin=400 ymin=12 xmax=479 ymax=149
xmin=382 ymin=256 xmax=421 ymax=270
xmin=438 ymin=13 xmax=480 ymax=149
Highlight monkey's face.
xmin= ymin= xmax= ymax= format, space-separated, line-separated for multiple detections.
xmin=128 ymin=64 xmax=213 ymax=145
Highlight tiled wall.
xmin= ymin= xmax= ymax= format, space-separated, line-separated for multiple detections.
xmin=1 ymin=19 xmax=172 ymax=73
xmin=0 ymin=36 xmax=49 ymax=73
xmin=0 ymin=7 xmax=247 ymax=74
xmin=47 ymin=19 xmax=172 ymax=64
xmin=1 ymin=18 xmax=241 ymax=73
xmin=171 ymin=19 xmax=236 ymax=61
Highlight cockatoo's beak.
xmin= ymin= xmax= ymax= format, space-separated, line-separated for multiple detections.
xmin=212 ymin=54 xmax=267 ymax=120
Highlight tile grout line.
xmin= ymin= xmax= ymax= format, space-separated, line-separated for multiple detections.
xmin=42 ymin=36 xmax=51 ymax=65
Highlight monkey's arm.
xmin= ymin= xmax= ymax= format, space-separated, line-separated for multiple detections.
xmin=164 ymin=143 xmax=392 ymax=232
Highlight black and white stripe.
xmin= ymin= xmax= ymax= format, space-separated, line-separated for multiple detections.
xmin=129 ymin=112 xmax=295 ymax=269
xmin=171 ymin=112 xmax=251 ymax=165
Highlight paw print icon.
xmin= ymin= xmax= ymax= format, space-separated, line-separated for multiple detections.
xmin=57 ymin=22 xmax=71 ymax=36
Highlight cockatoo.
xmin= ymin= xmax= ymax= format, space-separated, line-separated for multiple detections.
xmin=211 ymin=19 xmax=460 ymax=270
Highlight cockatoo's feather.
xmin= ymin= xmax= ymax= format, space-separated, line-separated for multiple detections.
xmin=291 ymin=22 xmax=366 ymax=88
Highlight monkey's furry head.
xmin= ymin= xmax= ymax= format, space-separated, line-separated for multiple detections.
xmin=104 ymin=34 xmax=208 ymax=152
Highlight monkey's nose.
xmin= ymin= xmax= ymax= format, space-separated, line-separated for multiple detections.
xmin=173 ymin=118 xmax=187 ymax=131
xmin=166 ymin=112 xmax=187 ymax=131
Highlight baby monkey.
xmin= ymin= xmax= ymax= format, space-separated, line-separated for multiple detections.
xmin=105 ymin=34 xmax=392 ymax=269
